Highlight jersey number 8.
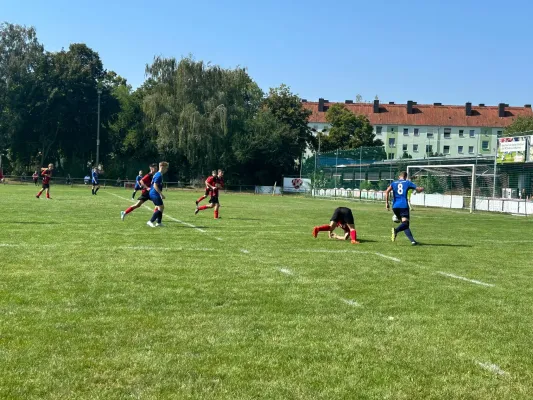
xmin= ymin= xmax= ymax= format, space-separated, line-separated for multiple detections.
xmin=397 ymin=183 xmax=404 ymax=194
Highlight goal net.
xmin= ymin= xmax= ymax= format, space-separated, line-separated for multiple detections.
xmin=407 ymin=164 xmax=481 ymax=213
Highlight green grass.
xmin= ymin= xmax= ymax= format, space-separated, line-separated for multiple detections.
xmin=1 ymin=184 xmax=533 ymax=399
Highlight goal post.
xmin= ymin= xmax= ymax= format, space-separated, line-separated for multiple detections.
xmin=407 ymin=164 xmax=477 ymax=213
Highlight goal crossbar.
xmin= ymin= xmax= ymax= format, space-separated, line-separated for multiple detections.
xmin=407 ymin=164 xmax=476 ymax=213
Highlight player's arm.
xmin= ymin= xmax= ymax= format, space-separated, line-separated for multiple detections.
xmin=205 ymin=178 xmax=216 ymax=190
xmin=411 ymin=182 xmax=424 ymax=193
xmin=153 ymin=179 xmax=165 ymax=199
xmin=385 ymin=186 xmax=392 ymax=209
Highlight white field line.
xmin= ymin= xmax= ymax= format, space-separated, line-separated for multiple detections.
xmin=240 ymin=249 xmax=250 ymax=254
xmin=215 ymin=237 xmax=224 ymax=241
xmin=299 ymin=249 xmax=369 ymax=254
xmin=0 ymin=243 xmax=58 ymax=248
xmin=437 ymin=271 xmax=495 ymax=287
xmin=107 ymin=192 xmax=206 ymax=233
xmin=279 ymin=268 xmax=294 ymax=276
xmin=120 ymin=246 xmax=215 ymax=252
xmin=476 ymin=361 xmax=509 ymax=376
xmin=340 ymin=298 xmax=361 ymax=307
xmin=374 ymin=252 xmax=401 ymax=262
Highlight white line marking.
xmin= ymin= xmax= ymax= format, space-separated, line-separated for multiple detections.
xmin=120 ymin=246 xmax=214 ymax=252
xmin=299 ymin=249 xmax=369 ymax=254
xmin=437 ymin=272 xmax=495 ymax=287
xmin=107 ymin=192 xmax=206 ymax=233
xmin=341 ymin=298 xmax=361 ymax=307
xmin=0 ymin=243 xmax=19 ymax=247
xmin=240 ymin=249 xmax=250 ymax=254
xmin=476 ymin=361 xmax=508 ymax=376
xmin=375 ymin=252 xmax=401 ymax=262
xmin=215 ymin=237 xmax=224 ymax=241
xmin=279 ymin=268 xmax=294 ymax=276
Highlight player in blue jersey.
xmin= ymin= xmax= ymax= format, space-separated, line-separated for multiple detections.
xmin=385 ymin=171 xmax=424 ymax=245
xmin=147 ymin=161 xmax=169 ymax=228
xmin=91 ymin=167 xmax=101 ymax=195
xmin=132 ymin=170 xmax=143 ymax=200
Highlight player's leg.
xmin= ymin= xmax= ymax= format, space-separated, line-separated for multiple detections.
xmin=94 ymin=184 xmax=100 ymax=194
xmin=195 ymin=202 xmax=213 ymax=214
xmin=156 ymin=204 xmax=164 ymax=225
xmin=214 ymin=203 xmax=220 ymax=219
xmin=132 ymin=189 xmax=137 ymax=200
xmin=36 ymin=188 xmax=44 ymax=198
xmin=345 ymin=223 xmax=359 ymax=244
xmin=391 ymin=209 xmax=403 ymax=241
xmin=313 ymin=220 xmax=335 ymax=238
xmin=46 ymin=187 xmax=50 ymax=199
xmin=148 ymin=195 xmax=164 ymax=227
xmin=196 ymin=188 xmax=210 ymax=205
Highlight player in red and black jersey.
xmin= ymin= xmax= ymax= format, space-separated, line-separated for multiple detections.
xmin=120 ymin=163 xmax=157 ymax=220
xmin=36 ymin=164 xmax=54 ymax=199
xmin=195 ymin=169 xmax=224 ymax=219
xmin=312 ymin=206 xmax=360 ymax=244
xmin=196 ymin=170 xmax=217 ymax=206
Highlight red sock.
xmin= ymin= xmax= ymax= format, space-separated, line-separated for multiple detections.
xmin=198 ymin=205 xmax=208 ymax=211
xmin=350 ymin=230 xmax=357 ymax=241
xmin=317 ymin=225 xmax=331 ymax=232
xmin=197 ymin=195 xmax=206 ymax=202
xmin=214 ymin=210 xmax=219 ymax=219
xmin=46 ymin=193 xmax=50 ymax=198
xmin=125 ymin=207 xmax=134 ymax=214
xmin=154 ymin=208 xmax=157 ymax=212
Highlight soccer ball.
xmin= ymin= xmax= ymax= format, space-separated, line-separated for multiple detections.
xmin=392 ymin=214 xmax=400 ymax=223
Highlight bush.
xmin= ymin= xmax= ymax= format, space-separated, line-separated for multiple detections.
xmin=359 ymin=180 xmax=375 ymax=190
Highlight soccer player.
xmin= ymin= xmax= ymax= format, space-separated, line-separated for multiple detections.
xmin=36 ymin=164 xmax=54 ymax=199
xmin=147 ymin=161 xmax=169 ymax=228
xmin=195 ymin=170 xmax=224 ymax=219
xmin=196 ymin=170 xmax=217 ymax=206
xmin=121 ymin=164 xmax=157 ymax=220
xmin=132 ymin=170 xmax=143 ymax=200
xmin=0 ymin=169 xmax=4 ymax=183
xmin=312 ymin=207 xmax=360 ymax=244
xmin=91 ymin=167 xmax=101 ymax=195
xmin=385 ymin=171 xmax=424 ymax=245
xmin=32 ymin=171 xmax=39 ymax=186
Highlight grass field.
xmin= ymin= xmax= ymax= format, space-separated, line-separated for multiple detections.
xmin=1 ymin=184 xmax=533 ymax=399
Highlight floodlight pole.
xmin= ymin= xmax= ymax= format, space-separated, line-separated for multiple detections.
xmin=96 ymin=88 xmax=102 ymax=168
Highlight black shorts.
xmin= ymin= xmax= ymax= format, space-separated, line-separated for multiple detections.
xmin=138 ymin=192 xmax=150 ymax=202
xmin=209 ymin=196 xmax=219 ymax=205
xmin=330 ymin=207 xmax=354 ymax=225
xmin=92 ymin=181 xmax=99 ymax=186
xmin=393 ymin=208 xmax=410 ymax=220
xmin=205 ymin=188 xmax=212 ymax=196
xmin=42 ymin=183 xmax=50 ymax=189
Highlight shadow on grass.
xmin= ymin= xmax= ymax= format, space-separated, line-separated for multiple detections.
xmin=416 ymin=243 xmax=472 ymax=247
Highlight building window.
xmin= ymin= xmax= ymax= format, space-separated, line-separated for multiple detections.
xmin=497 ymin=130 xmax=503 ymax=136
xmin=458 ymin=145 xmax=463 ymax=153
xmin=468 ymin=146 xmax=474 ymax=154
xmin=388 ymin=138 xmax=395 ymax=148
xmin=482 ymin=141 xmax=489 ymax=150
xmin=413 ymin=144 xmax=419 ymax=152
xmin=426 ymin=145 xmax=433 ymax=153
xmin=459 ymin=130 xmax=464 ymax=138
xmin=427 ymin=130 xmax=434 ymax=138
xmin=469 ymin=129 xmax=475 ymax=137
xmin=388 ymin=153 xmax=395 ymax=159
xmin=390 ymin=127 xmax=395 ymax=133
xmin=444 ymin=128 xmax=451 ymax=139
xmin=376 ymin=126 xmax=382 ymax=134
xmin=414 ymin=128 xmax=419 ymax=136
xmin=403 ymin=128 xmax=409 ymax=136
xmin=402 ymin=144 xmax=408 ymax=151
xmin=443 ymin=145 xmax=450 ymax=154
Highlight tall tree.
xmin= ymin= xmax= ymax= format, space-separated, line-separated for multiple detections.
xmin=322 ymin=103 xmax=383 ymax=151
xmin=504 ymin=116 xmax=533 ymax=136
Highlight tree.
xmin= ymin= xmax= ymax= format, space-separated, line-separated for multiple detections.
xmin=322 ymin=104 xmax=383 ymax=152
xmin=504 ymin=116 xmax=533 ymax=136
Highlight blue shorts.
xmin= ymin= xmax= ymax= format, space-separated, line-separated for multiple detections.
xmin=92 ymin=180 xmax=99 ymax=186
xmin=150 ymin=193 xmax=164 ymax=206
xmin=393 ymin=208 xmax=410 ymax=220
xmin=134 ymin=184 xmax=141 ymax=190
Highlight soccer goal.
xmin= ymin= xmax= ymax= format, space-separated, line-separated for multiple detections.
xmin=407 ymin=164 xmax=477 ymax=213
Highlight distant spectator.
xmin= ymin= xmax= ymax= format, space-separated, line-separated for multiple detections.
xmin=32 ymin=171 xmax=39 ymax=186
xmin=116 ymin=177 xmax=121 ymax=187
xmin=84 ymin=175 xmax=91 ymax=185
xmin=66 ymin=174 xmax=72 ymax=185
xmin=0 ymin=169 xmax=4 ymax=183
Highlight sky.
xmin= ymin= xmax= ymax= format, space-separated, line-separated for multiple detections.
xmin=2 ymin=0 xmax=533 ymax=106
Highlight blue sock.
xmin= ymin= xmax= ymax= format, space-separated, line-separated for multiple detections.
xmin=404 ymin=229 xmax=415 ymax=243
xmin=150 ymin=210 xmax=159 ymax=223
xmin=396 ymin=222 xmax=408 ymax=233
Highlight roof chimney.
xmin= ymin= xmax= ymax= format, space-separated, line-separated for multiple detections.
xmin=373 ymin=99 xmax=380 ymax=113
xmin=479 ymin=103 xmax=485 ymax=107
xmin=300 ymin=98 xmax=307 ymax=102
xmin=525 ymin=104 xmax=532 ymax=108
xmin=498 ymin=103 xmax=505 ymax=118
xmin=433 ymin=102 xmax=442 ymax=106
xmin=407 ymin=100 xmax=414 ymax=115
xmin=465 ymin=102 xmax=472 ymax=116
xmin=345 ymin=100 xmax=353 ymax=104
xmin=388 ymin=102 xmax=395 ymax=105
xmin=318 ymin=98 xmax=325 ymax=112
